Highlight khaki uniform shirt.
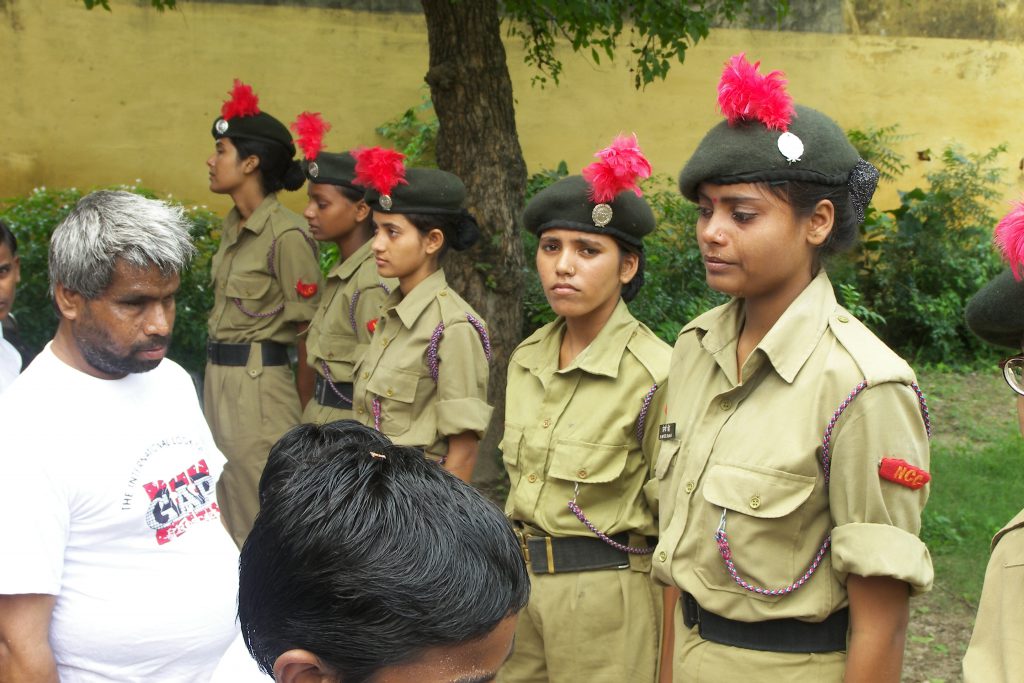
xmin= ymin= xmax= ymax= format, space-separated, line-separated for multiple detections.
xmin=352 ymin=269 xmax=492 ymax=456
xmin=963 ymin=508 xmax=1024 ymax=683
xmin=652 ymin=271 xmax=933 ymax=623
xmin=502 ymin=299 xmax=670 ymax=540
xmin=305 ymin=240 xmax=397 ymax=385
xmin=207 ymin=194 xmax=322 ymax=344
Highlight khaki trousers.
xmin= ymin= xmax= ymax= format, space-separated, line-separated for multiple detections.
xmin=204 ymin=356 xmax=300 ymax=548
xmin=498 ymin=565 xmax=661 ymax=683
xmin=672 ymin=601 xmax=847 ymax=682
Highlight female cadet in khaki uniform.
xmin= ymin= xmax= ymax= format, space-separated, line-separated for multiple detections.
xmin=961 ymin=204 xmax=1024 ymax=683
xmin=350 ymin=148 xmax=492 ymax=483
xmin=289 ymin=113 xmax=397 ymax=423
xmin=205 ymin=81 xmax=323 ymax=546
xmin=497 ymin=136 xmax=671 ymax=683
xmin=651 ymin=55 xmax=933 ymax=681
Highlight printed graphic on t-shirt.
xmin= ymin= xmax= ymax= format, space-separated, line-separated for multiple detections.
xmin=143 ymin=459 xmax=221 ymax=545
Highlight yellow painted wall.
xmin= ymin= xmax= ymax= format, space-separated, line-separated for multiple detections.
xmin=2 ymin=0 xmax=1024 ymax=217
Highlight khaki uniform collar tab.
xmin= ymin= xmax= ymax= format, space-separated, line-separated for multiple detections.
xmin=562 ymin=299 xmax=637 ymax=378
xmin=394 ymin=269 xmax=448 ymax=328
xmin=697 ymin=300 xmax=743 ymax=355
xmin=334 ymin=240 xmax=373 ymax=280
xmin=239 ymin=193 xmax=279 ymax=235
xmin=757 ymin=270 xmax=836 ymax=384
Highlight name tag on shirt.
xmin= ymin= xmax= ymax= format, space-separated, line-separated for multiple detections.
xmin=658 ymin=423 xmax=676 ymax=440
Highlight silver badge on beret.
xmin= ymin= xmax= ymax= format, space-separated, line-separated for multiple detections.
xmin=308 ymin=162 xmax=319 ymax=178
xmin=380 ymin=194 xmax=393 ymax=210
xmin=777 ymin=132 xmax=804 ymax=163
xmin=215 ymin=118 xmax=229 ymax=135
xmin=592 ymin=203 xmax=613 ymax=227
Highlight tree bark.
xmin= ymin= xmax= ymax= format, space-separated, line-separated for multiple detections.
xmin=421 ymin=0 xmax=527 ymax=491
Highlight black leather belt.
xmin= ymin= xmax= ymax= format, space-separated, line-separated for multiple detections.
xmin=681 ymin=592 xmax=848 ymax=653
xmin=207 ymin=340 xmax=289 ymax=367
xmin=515 ymin=529 xmax=652 ymax=574
xmin=314 ymin=375 xmax=353 ymax=408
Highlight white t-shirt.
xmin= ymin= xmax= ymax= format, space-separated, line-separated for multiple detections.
xmin=0 ymin=323 xmax=21 ymax=392
xmin=0 ymin=345 xmax=241 ymax=682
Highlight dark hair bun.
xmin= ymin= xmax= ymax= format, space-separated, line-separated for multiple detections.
xmin=282 ymin=160 xmax=306 ymax=192
xmin=448 ymin=212 xmax=480 ymax=251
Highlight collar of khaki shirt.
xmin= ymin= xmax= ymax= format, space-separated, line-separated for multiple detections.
xmin=223 ymin=193 xmax=280 ymax=244
xmin=688 ymin=269 xmax=837 ymax=385
xmin=384 ymin=268 xmax=448 ymax=329
xmin=330 ymin=239 xmax=374 ymax=281
xmin=514 ymin=298 xmax=637 ymax=379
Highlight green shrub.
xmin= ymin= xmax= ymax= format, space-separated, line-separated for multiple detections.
xmin=0 ymin=185 xmax=221 ymax=377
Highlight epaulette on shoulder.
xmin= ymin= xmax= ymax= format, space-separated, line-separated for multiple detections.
xmin=627 ymin=322 xmax=672 ymax=382
xmin=828 ymin=306 xmax=915 ymax=385
xmin=268 ymin=204 xmax=311 ymax=240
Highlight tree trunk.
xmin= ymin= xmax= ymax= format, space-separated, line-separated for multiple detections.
xmin=421 ymin=0 xmax=527 ymax=492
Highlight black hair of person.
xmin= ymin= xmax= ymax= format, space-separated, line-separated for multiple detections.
xmin=231 ymin=136 xmax=305 ymax=195
xmin=239 ymin=420 xmax=530 ymax=682
xmin=404 ymin=210 xmax=481 ymax=259
xmin=763 ymin=180 xmax=858 ymax=257
xmin=0 ymin=220 xmax=17 ymax=255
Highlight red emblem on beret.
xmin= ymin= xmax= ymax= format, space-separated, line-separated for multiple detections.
xmin=878 ymin=458 xmax=930 ymax=490
xmin=367 ymin=318 xmax=379 ymax=334
xmin=296 ymin=279 xmax=318 ymax=299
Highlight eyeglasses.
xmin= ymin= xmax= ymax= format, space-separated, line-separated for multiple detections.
xmin=1000 ymin=355 xmax=1024 ymax=396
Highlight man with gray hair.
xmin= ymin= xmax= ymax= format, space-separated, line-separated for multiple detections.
xmin=0 ymin=191 xmax=241 ymax=682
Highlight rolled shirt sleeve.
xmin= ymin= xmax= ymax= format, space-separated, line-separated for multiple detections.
xmin=274 ymin=228 xmax=323 ymax=325
xmin=435 ymin=320 xmax=492 ymax=439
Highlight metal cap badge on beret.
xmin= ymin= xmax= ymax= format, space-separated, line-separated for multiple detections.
xmin=211 ymin=80 xmax=296 ymax=157
xmin=523 ymin=134 xmax=655 ymax=247
xmin=353 ymin=147 xmax=466 ymax=215
xmin=678 ymin=54 xmax=879 ymax=222
xmin=290 ymin=111 xmax=364 ymax=192
xmin=966 ymin=202 xmax=1024 ymax=348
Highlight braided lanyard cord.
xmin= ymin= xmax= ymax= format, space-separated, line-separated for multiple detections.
xmin=231 ymin=237 xmax=285 ymax=319
xmin=319 ymin=360 xmax=353 ymax=406
xmin=714 ymin=381 xmax=868 ymax=595
xmin=348 ymin=289 xmax=362 ymax=334
xmin=566 ymin=383 xmax=661 ymax=556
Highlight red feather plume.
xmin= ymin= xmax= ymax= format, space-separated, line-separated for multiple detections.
xmin=352 ymin=146 xmax=408 ymax=196
xmin=290 ymin=112 xmax=331 ymax=161
xmin=581 ymin=134 xmax=652 ymax=204
xmin=220 ymin=79 xmax=261 ymax=121
xmin=995 ymin=200 xmax=1024 ymax=280
xmin=717 ymin=53 xmax=794 ymax=132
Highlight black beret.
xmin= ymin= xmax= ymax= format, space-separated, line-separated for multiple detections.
xmin=522 ymin=175 xmax=654 ymax=248
xmin=212 ymin=112 xmax=296 ymax=158
xmin=965 ymin=269 xmax=1024 ymax=349
xmin=365 ymin=168 xmax=466 ymax=215
xmin=303 ymin=151 xmax=363 ymax=193
xmin=679 ymin=105 xmax=860 ymax=201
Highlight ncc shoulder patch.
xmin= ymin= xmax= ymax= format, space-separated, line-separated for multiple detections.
xmin=879 ymin=457 xmax=930 ymax=490
xmin=658 ymin=423 xmax=676 ymax=440
xmin=296 ymin=279 xmax=318 ymax=298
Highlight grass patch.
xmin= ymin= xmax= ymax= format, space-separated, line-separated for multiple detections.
xmin=917 ymin=368 xmax=1024 ymax=605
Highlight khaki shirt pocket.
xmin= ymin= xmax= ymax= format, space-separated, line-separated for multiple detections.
xmin=500 ymin=424 xmax=524 ymax=485
xmin=225 ymin=271 xmax=277 ymax=313
xmin=644 ymin=438 xmax=681 ymax=517
xmin=548 ymin=439 xmax=629 ymax=484
xmin=695 ymin=463 xmax=819 ymax=598
xmin=365 ymin=366 xmax=420 ymax=436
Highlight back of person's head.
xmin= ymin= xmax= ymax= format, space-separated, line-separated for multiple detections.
xmin=48 ymin=190 xmax=195 ymax=299
xmin=239 ymin=420 xmax=530 ymax=683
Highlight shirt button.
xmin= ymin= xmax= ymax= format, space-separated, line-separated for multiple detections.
xmin=719 ymin=399 xmax=732 ymax=411
xmin=381 ymin=338 xmax=389 ymax=347
xmin=684 ymin=480 xmax=695 ymax=494
xmin=362 ymin=371 xmax=369 ymax=379
xmin=439 ymin=290 xmax=447 ymax=297
xmin=749 ymin=495 xmax=762 ymax=509
xmin=542 ymin=418 xmax=551 ymax=428
xmin=577 ymin=468 xmax=588 ymax=479
xmin=657 ymin=550 xmax=668 ymax=562
xmin=837 ymin=315 xmax=850 ymax=323
xmin=248 ymin=369 xmax=258 ymax=378
xmin=386 ymin=389 xmax=394 ymax=397
xmin=527 ymin=473 xmax=538 ymax=483
xmin=327 ymin=352 xmax=334 ymax=359
xmin=357 ymin=408 xmax=365 ymax=415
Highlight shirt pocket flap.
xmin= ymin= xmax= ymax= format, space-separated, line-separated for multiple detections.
xmin=366 ymin=366 xmax=419 ymax=404
xmin=702 ymin=464 xmax=816 ymax=519
xmin=224 ymin=272 xmax=273 ymax=300
xmin=500 ymin=424 xmax=523 ymax=467
xmin=548 ymin=439 xmax=629 ymax=484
